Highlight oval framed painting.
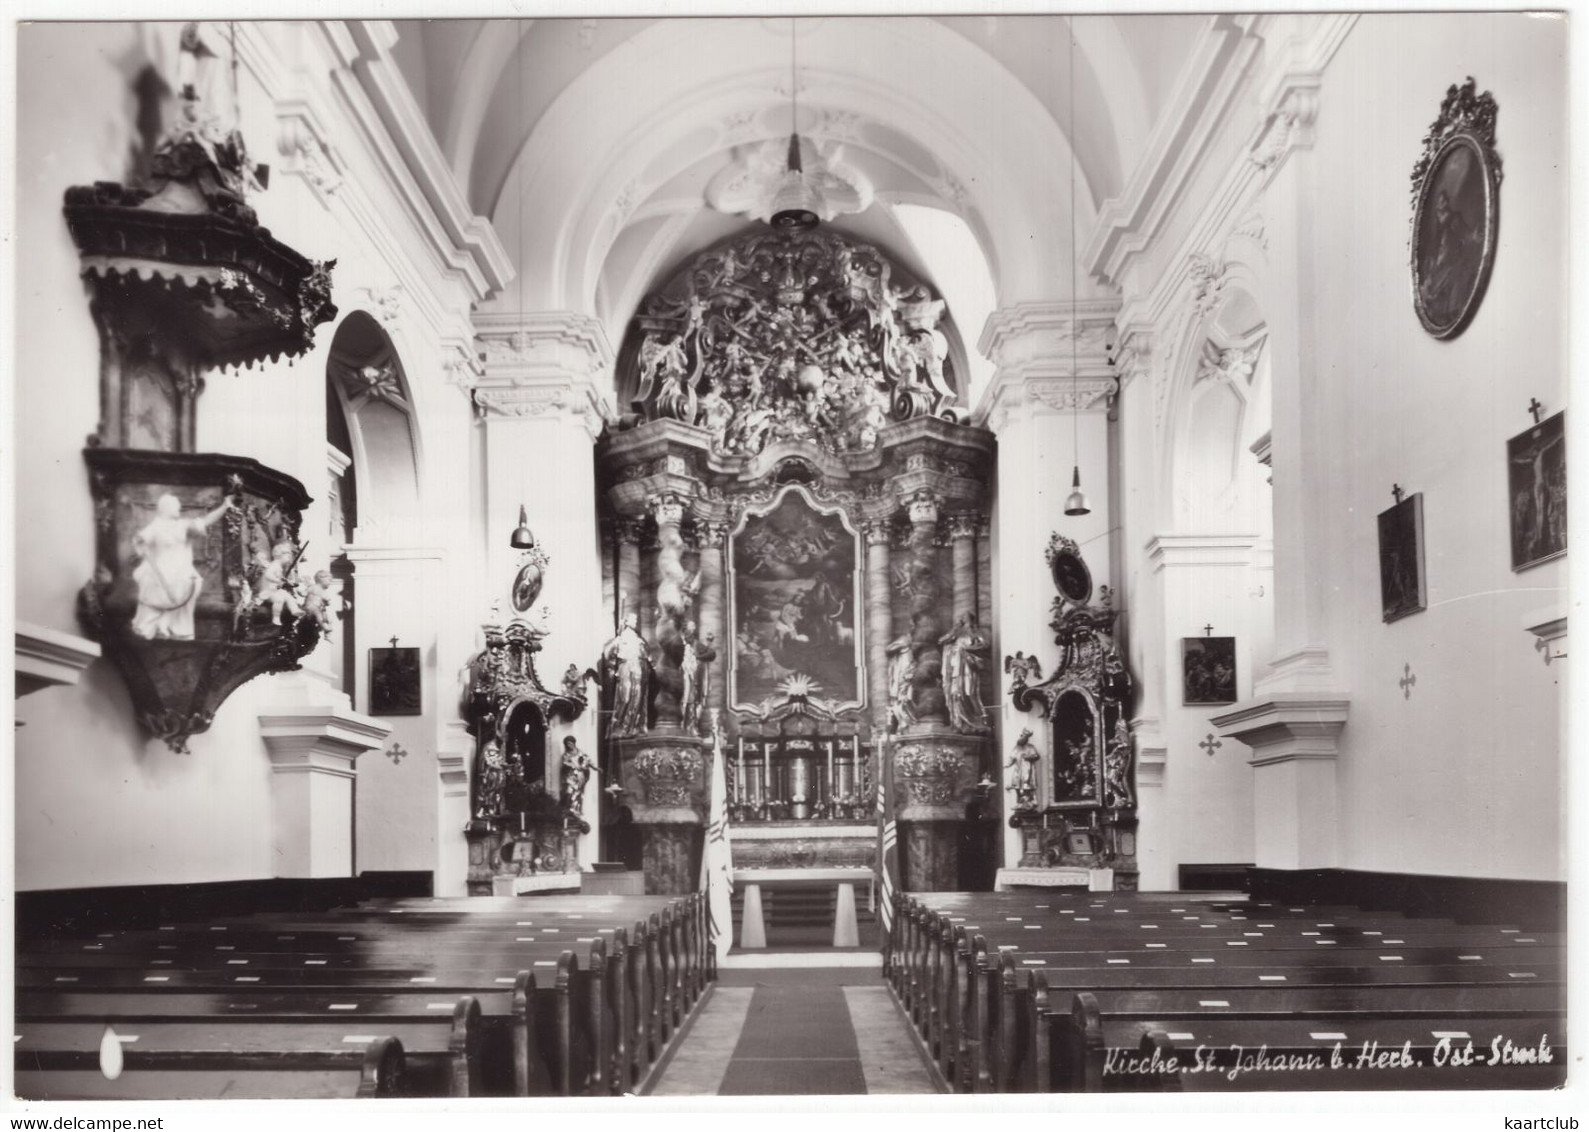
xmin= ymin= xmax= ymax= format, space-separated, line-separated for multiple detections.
xmin=1409 ymin=79 xmax=1502 ymax=340
xmin=511 ymin=560 xmax=543 ymax=613
xmin=1046 ymin=534 xmax=1093 ymax=605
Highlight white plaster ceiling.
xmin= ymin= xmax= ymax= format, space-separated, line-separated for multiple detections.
xmin=388 ymin=15 xmax=1210 ymax=331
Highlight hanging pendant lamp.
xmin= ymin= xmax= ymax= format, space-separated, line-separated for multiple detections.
xmin=770 ymin=19 xmax=820 ymax=231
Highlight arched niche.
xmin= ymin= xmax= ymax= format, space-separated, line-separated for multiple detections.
xmin=500 ymin=696 xmax=550 ymax=798
xmin=325 ymin=312 xmax=422 ymax=538
xmin=1168 ymin=285 xmax=1273 ymax=536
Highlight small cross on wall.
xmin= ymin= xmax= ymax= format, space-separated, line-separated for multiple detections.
xmin=1199 ymin=733 xmax=1222 ymax=757
xmin=386 ymin=743 xmax=408 ymax=765
xmin=1203 ymin=623 xmax=1215 ymax=637
xmin=1528 ymin=398 xmax=1544 ymax=425
xmin=1391 ymin=484 xmax=1404 ymax=506
xmin=389 ymin=636 xmax=400 ymax=650
xmin=1399 ymin=664 xmax=1417 ymax=700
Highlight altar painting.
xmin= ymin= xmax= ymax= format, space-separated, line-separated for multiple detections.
xmin=731 ymin=489 xmax=861 ymax=707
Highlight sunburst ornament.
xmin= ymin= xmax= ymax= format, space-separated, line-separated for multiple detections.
xmin=777 ymin=672 xmax=824 ymax=700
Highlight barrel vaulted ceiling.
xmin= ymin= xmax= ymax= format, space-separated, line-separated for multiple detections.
xmin=386 ymin=14 xmax=1210 ymax=336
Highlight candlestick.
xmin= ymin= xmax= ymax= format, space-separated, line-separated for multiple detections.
xmin=827 ymin=740 xmax=835 ymax=807
xmin=764 ymin=742 xmax=772 ymax=805
xmin=737 ymin=738 xmax=745 ymax=804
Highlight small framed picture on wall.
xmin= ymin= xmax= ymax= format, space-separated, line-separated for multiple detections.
xmin=1181 ymin=637 xmax=1237 ymax=706
xmin=1508 ymin=411 xmax=1566 ymax=571
xmin=1377 ymin=492 xmax=1427 ymax=623
xmin=368 ymin=646 xmax=422 ymax=716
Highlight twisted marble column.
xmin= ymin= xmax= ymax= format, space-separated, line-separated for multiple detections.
xmin=949 ymin=512 xmax=978 ymax=625
xmin=696 ymin=520 xmax=728 ymax=719
xmin=906 ymin=490 xmax=945 ymax=723
xmin=863 ymin=518 xmax=894 ymax=733
xmin=615 ymin=516 xmax=644 ymax=626
xmin=650 ymin=493 xmax=688 ymax=726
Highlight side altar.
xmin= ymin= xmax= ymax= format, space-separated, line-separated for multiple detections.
xmin=591 ymin=226 xmax=1001 ymax=893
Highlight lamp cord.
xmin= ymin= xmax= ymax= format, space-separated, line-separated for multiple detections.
xmin=1069 ymin=19 xmax=1080 ymax=468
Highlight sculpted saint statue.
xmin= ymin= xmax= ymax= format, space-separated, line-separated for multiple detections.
xmin=601 ymin=611 xmax=652 ymax=737
xmin=560 ymin=735 xmax=595 ymax=816
xmin=885 ymin=632 xmax=918 ymax=733
xmin=130 ymin=493 xmax=234 ymax=640
xmin=940 ymin=612 xmax=991 ymax=733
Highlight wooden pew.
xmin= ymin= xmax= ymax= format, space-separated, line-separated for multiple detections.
xmin=14 ymin=998 xmax=483 ymax=1099
xmin=17 ymin=892 xmax=711 ymax=1098
xmin=887 ymin=891 xmax=1566 ymax=1095
xmin=15 ymin=1033 xmax=407 ymax=1101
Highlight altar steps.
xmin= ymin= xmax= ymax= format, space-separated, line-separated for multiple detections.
xmin=730 ymin=884 xmax=876 ymax=946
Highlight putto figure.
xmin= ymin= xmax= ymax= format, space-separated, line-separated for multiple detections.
xmin=254 ymin=540 xmax=306 ymax=626
xmin=601 ymin=611 xmax=652 ymax=737
xmin=130 ymin=492 xmax=234 ymax=640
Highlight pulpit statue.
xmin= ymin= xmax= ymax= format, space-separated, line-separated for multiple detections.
xmin=130 ymin=493 xmax=234 ymax=640
xmin=601 ymin=611 xmax=652 ymax=737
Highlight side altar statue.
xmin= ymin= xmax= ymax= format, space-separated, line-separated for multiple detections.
xmin=462 ymin=540 xmax=591 ymax=895
xmin=1002 ymin=534 xmax=1139 ymax=890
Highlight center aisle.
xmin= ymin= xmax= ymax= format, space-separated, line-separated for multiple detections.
xmin=650 ymin=966 xmax=938 ymax=1095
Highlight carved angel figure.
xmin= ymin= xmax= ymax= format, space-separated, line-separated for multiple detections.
xmin=301 ymin=569 xmax=343 ymax=639
xmin=1004 ymin=651 xmax=1043 ymax=694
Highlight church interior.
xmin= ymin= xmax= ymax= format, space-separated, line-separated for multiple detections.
xmin=6 ymin=11 xmax=1570 ymax=1103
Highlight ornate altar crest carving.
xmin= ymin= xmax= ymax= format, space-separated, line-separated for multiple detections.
xmin=628 ymin=229 xmax=958 ymax=455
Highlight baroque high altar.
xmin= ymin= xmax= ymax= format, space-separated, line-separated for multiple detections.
xmin=575 ymin=226 xmax=1137 ymax=893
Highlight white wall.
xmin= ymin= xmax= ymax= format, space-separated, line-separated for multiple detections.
xmin=13 ymin=24 xmax=279 ymax=890
xmin=1306 ymin=14 xmax=1566 ymax=880
xmin=1113 ymin=12 xmax=1565 ymax=887
xmin=13 ymin=21 xmax=492 ymax=892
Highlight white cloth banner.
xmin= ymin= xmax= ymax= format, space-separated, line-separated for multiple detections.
xmin=701 ymin=730 xmax=735 ymax=963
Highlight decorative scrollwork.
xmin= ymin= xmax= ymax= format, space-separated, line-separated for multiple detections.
xmin=633 ymin=746 xmax=704 ymax=806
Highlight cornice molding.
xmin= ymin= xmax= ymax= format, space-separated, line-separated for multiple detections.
xmin=474 ymin=312 xmax=615 ymax=435
xmin=259 ymin=704 xmax=393 ymax=779
xmin=1145 ymin=534 xmax=1262 ymax=570
xmin=1096 ymin=14 xmax=1357 ymax=334
xmin=229 ymin=22 xmax=490 ymax=354
xmin=1211 ymin=694 xmax=1350 ymax=768
xmin=1084 ymin=15 xmax=1264 ymax=286
xmin=15 ymin=623 xmax=102 ymax=697
xmin=341 ymin=21 xmax=514 ymax=298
